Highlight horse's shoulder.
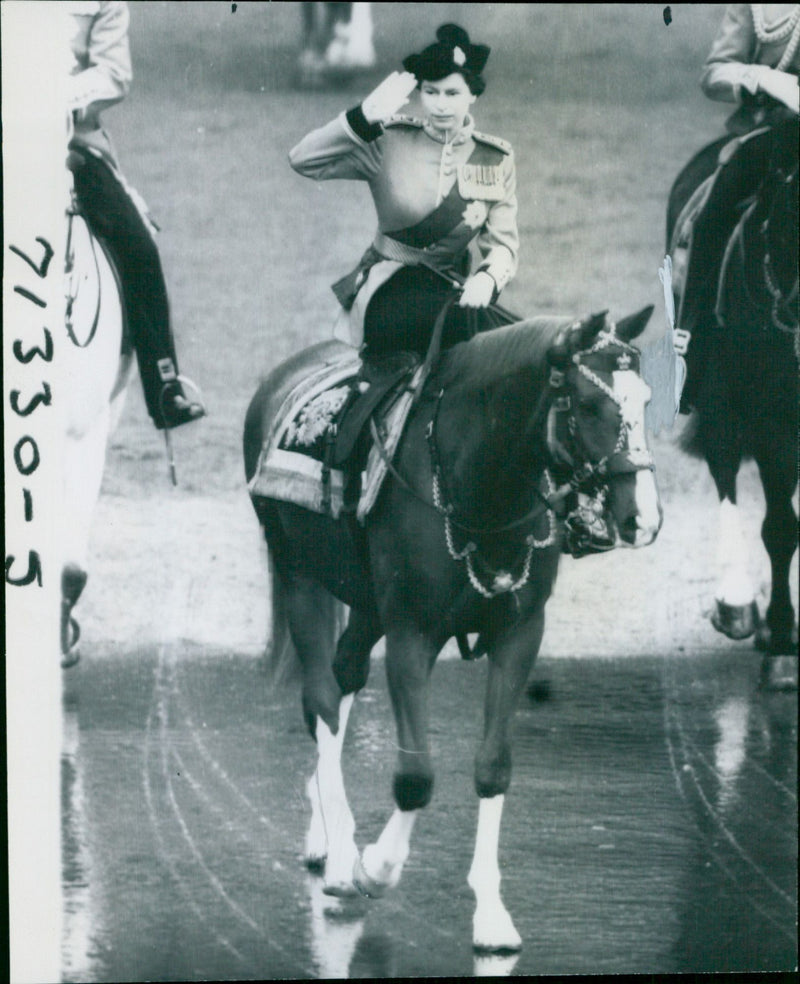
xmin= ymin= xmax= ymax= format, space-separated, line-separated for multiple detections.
xmin=472 ymin=130 xmax=513 ymax=156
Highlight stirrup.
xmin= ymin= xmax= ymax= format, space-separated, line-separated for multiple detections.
xmin=157 ymin=375 xmax=207 ymax=430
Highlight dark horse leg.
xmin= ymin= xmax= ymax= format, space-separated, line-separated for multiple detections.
xmin=697 ymin=369 xmax=759 ymax=640
xmin=753 ymin=439 xmax=798 ymax=664
xmin=468 ymin=606 xmax=545 ymax=953
xmin=352 ymin=623 xmax=439 ymax=898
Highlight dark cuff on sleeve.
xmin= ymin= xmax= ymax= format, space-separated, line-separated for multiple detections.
xmin=346 ymin=104 xmax=383 ymax=142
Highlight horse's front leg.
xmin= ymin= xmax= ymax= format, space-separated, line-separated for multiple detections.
xmin=354 ymin=625 xmax=437 ymax=898
xmin=755 ymin=448 xmax=798 ymax=654
xmin=468 ymin=608 xmax=544 ymax=954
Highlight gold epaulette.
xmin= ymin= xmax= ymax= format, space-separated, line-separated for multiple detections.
xmin=383 ymin=114 xmax=424 ymax=129
xmin=472 ymin=130 xmax=513 ymax=155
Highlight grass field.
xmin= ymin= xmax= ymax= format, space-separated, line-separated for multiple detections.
xmin=77 ymin=3 xmax=794 ymax=658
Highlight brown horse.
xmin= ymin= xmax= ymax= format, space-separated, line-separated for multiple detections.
xmin=243 ymin=305 xmax=661 ymax=953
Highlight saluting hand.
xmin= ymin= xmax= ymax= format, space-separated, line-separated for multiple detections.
xmin=459 ymin=271 xmax=496 ymax=309
xmin=362 ymin=71 xmax=418 ymax=124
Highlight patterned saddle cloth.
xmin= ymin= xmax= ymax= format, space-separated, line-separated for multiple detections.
xmin=248 ymin=350 xmax=423 ymax=522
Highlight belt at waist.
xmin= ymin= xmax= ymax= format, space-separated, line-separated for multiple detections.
xmin=373 ymin=232 xmax=432 ymax=265
xmin=332 ymin=235 xmax=464 ymax=311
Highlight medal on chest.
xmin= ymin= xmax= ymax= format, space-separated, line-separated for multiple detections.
xmin=457 ymin=163 xmax=506 ymax=201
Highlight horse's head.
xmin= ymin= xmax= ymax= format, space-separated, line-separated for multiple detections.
xmin=546 ymin=306 xmax=662 ymax=548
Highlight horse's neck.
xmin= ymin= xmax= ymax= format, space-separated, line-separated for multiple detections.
xmin=436 ymin=370 xmax=550 ymax=523
xmin=741 ymin=171 xmax=798 ymax=297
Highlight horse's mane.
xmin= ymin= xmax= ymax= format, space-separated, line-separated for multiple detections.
xmin=436 ymin=316 xmax=574 ymax=390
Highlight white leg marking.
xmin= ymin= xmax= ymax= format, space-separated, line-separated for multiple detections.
xmin=305 ymin=694 xmax=359 ymax=893
xmin=716 ymin=499 xmax=754 ymax=606
xmin=307 ymin=874 xmax=364 ymax=979
xmin=359 ymin=807 xmax=417 ymax=892
xmin=467 ymin=795 xmax=521 ymax=953
xmin=633 ymin=469 xmax=662 ymax=545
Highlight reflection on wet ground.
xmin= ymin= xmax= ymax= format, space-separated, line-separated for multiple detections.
xmin=61 ymin=648 xmax=796 ymax=980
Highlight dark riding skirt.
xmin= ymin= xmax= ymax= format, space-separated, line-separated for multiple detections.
xmin=362 ymin=264 xmax=508 ymax=361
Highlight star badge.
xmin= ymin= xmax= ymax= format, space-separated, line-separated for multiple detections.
xmin=462 ymin=200 xmax=488 ymax=230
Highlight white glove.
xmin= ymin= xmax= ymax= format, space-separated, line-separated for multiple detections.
xmin=756 ymin=67 xmax=800 ymax=114
xmin=362 ymin=71 xmax=417 ymax=123
xmin=458 ymin=271 xmax=496 ymax=309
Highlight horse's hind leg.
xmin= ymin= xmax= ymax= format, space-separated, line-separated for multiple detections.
xmin=306 ymin=607 xmax=381 ymax=889
xmin=279 ymin=573 xmax=344 ymax=734
xmin=306 ymin=691 xmax=361 ymax=895
xmin=468 ymin=610 xmax=543 ymax=954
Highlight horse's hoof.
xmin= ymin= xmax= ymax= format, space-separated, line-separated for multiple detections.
xmin=351 ymin=855 xmax=388 ymax=899
xmin=473 ymin=951 xmax=521 ymax=977
xmin=322 ymin=879 xmax=361 ymax=899
xmin=472 ymin=899 xmax=522 ymax=955
xmin=711 ymin=600 xmax=758 ymax=640
xmin=759 ymin=655 xmax=798 ymax=692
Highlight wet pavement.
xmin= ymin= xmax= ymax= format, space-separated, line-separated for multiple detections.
xmin=61 ymin=647 xmax=797 ymax=980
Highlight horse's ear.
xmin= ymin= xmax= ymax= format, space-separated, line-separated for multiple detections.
xmin=547 ymin=329 xmax=571 ymax=369
xmin=576 ymin=311 xmax=609 ymax=349
xmin=616 ymin=305 xmax=654 ymax=343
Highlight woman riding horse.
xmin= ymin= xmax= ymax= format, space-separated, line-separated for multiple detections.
xmin=289 ymin=22 xmax=612 ymax=553
xmin=673 ymin=3 xmax=800 ymax=409
xmin=289 ymin=22 xmax=518 ymax=360
xmin=67 ymin=0 xmax=205 ymax=430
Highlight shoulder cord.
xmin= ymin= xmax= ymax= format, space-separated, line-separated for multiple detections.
xmin=750 ymin=4 xmax=800 ymax=67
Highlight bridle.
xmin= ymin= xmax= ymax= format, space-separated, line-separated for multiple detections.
xmin=545 ymin=327 xmax=655 ymax=496
xmin=418 ymin=319 xmax=654 ymax=598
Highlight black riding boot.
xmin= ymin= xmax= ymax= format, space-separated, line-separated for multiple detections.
xmin=69 ymin=148 xmax=205 ymax=430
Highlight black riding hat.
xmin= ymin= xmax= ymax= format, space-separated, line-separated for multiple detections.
xmin=403 ymin=24 xmax=490 ymax=91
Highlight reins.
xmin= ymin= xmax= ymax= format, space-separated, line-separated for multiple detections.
xmin=64 ymin=192 xmax=103 ymax=348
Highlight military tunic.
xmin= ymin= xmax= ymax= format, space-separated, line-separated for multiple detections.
xmin=701 ymin=3 xmax=800 ymax=132
xmin=67 ymin=0 xmax=132 ymax=168
xmin=289 ymin=105 xmax=519 ymax=348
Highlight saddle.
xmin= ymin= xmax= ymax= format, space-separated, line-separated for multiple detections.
xmin=332 ymin=352 xmax=419 ymax=467
xmin=249 ymin=345 xmax=422 ymax=521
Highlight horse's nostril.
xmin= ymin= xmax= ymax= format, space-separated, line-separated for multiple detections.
xmin=620 ymin=516 xmax=639 ymax=542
